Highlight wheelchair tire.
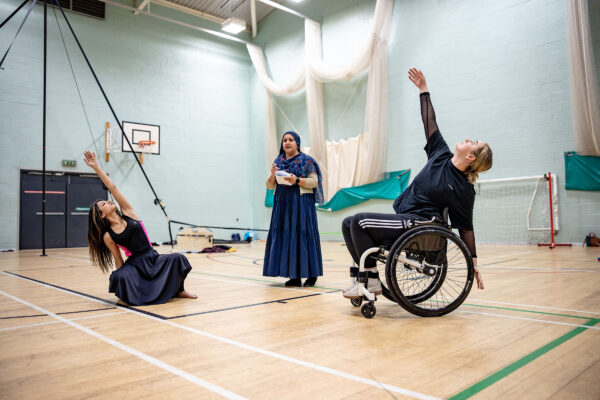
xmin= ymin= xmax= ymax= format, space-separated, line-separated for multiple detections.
xmin=383 ymin=225 xmax=445 ymax=304
xmin=361 ymin=302 xmax=376 ymax=318
xmin=385 ymin=226 xmax=474 ymax=317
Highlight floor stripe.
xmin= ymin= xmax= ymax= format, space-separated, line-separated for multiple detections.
xmin=461 ymin=303 xmax=592 ymax=320
xmin=458 ymin=310 xmax=600 ymax=330
xmin=0 ymin=306 xmax=116 ymax=320
xmin=3 ymin=271 xmax=168 ymax=320
xmin=169 ymin=292 xmax=335 ymax=319
xmin=448 ymin=318 xmax=600 ymax=399
xmin=190 ymin=271 xmax=342 ymax=292
xmin=191 ymin=271 xmax=598 ymax=322
xmin=0 ymin=289 xmax=247 ymax=400
xmin=0 ymin=311 xmax=127 ymax=332
xmin=467 ymin=299 xmax=600 ymax=316
xmin=1 ymin=271 xmax=439 ymax=400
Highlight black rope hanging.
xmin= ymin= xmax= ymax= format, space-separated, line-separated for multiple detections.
xmin=49 ymin=0 xmax=174 ymax=245
xmin=1 ymin=0 xmax=269 ymax=247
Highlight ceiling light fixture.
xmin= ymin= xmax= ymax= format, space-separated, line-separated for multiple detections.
xmin=221 ymin=17 xmax=246 ymax=34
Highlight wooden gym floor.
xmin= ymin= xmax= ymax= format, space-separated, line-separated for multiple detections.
xmin=1 ymin=242 xmax=599 ymax=399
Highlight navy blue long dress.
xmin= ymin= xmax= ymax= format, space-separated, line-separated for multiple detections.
xmin=108 ymin=215 xmax=192 ymax=306
xmin=263 ymin=184 xmax=323 ymax=279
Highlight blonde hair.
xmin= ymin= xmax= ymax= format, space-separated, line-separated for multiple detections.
xmin=465 ymin=143 xmax=493 ymax=184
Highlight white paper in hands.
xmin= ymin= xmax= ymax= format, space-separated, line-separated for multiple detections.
xmin=275 ymin=170 xmax=293 ymax=185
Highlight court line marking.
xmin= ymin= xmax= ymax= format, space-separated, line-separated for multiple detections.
xmin=191 ymin=271 xmax=600 ymax=321
xmin=189 ymin=273 xmax=340 ymax=294
xmin=458 ymin=310 xmax=600 ymax=331
xmin=2 ymin=272 xmax=168 ymax=320
xmin=168 ymin=291 xmax=337 ymax=319
xmin=0 ymin=311 xmax=128 ymax=332
xmin=467 ymin=299 xmax=600 ymax=316
xmin=0 ymin=306 xmax=117 ymax=320
xmin=0 ymin=289 xmax=247 ymax=400
xmin=448 ymin=318 xmax=600 ymax=399
xmin=1 ymin=271 xmax=440 ymax=400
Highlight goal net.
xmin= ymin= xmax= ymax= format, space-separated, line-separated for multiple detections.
xmin=472 ymin=174 xmax=559 ymax=244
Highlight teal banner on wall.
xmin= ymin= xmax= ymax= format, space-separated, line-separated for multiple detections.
xmin=265 ymin=170 xmax=411 ymax=211
xmin=564 ymin=152 xmax=600 ymax=191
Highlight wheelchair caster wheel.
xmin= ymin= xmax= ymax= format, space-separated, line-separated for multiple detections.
xmin=361 ymin=302 xmax=376 ymax=318
xmin=350 ymin=297 xmax=363 ymax=307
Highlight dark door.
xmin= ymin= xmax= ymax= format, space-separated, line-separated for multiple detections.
xmin=66 ymin=175 xmax=107 ymax=247
xmin=20 ymin=172 xmax=67 ymax=249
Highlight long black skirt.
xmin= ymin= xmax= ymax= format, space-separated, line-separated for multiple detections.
xmin=109 ymin=249 xmax=192 ymax=306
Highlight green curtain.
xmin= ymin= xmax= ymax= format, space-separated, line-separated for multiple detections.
xmin=564 ymin=152 xmax=600 ymax=191
xmin=264 ymin=170 xmax=411 ymax=211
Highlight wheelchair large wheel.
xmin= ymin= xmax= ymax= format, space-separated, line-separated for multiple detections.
xmin=385 ymin=226 xmax=473 ymax=317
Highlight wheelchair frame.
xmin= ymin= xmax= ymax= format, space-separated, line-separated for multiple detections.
xmin=349 ymin=210 xmax=474 ymax=319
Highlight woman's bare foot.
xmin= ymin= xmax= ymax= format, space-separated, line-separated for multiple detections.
xmin=178 ymin=290 xmax=198 ymax=299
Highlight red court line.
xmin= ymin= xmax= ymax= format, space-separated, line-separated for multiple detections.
xmin=24 ymin=190 xmax=65 ymax=194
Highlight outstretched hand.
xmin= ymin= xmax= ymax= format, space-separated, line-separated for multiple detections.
xmin=83 ymin=151 xmax=100 ymax=170
xmin=408 ymin=68 xmax=428 ymax=92
xmin=474 ymin=267 xmax=485 ymax=290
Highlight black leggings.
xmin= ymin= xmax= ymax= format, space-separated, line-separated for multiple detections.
xmin=342 ymin=212 xmax=429 ymax=268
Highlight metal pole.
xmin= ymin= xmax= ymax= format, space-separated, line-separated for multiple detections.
xmin=41 ymin=0 xmax=47 ymax=256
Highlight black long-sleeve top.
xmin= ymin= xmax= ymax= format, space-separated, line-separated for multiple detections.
xmin=393 ymin=92 xmax=478 ymax=258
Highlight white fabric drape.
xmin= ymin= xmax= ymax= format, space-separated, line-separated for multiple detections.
xmin=264 ymin=92 xmax=279 ymax=170
xmin=568 ymin=0 xmax=600 ymax=155
xmin=247 ymin=44 xmax=305 ymax=96
xmin=248 ymin=0 xmax=394 ymax=200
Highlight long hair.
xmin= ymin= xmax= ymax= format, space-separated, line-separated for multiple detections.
xmin=465 ymin=143 xmax=493 ymax=184
xmin=88 ymin=200 xmax=119 ymax=273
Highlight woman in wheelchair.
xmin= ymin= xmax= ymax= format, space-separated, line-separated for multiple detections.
xmin=342 ymin=68 xmax=492 ymax=310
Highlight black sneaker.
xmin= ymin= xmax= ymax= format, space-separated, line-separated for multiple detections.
xmin=303 ymin=277 xmax=317 ymax=287
xmin=284 ymin=278 xmax=302 ymax=287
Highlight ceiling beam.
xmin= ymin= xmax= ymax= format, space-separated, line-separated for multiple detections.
xmin=250 ymin=0 xmax=257 ymax=38
xmin=134 ymin=0 xmax=149 ymax=15
xmin=99 ymin=0 xmax=249 ymax=44
xmin=135 ymin=0 xmax=225 ymax=24
xmin=257 ymin=0 xmax=309 ymax=20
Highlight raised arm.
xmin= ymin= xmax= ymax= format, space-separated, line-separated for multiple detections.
xmin=83 ymin=151 xmax=138 ymax=219
xmin=408 ymin=68 xmax=438 ymax=140
xmin=459 ymin=229 xmax=484 ymax=289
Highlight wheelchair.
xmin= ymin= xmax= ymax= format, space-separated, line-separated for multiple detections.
xmin=348 ymin=208 xmax=474 ymax=318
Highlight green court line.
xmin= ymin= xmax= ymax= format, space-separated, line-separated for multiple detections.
xmin=448 ymin=318 xmax=600 ymax=400
xmin=191 ymin=271 xmax=342 ymax=291
xmin=460 ymin=303 xmax=592 ymax=320
xmin=193 ymin=271 xmax=598 ymax=321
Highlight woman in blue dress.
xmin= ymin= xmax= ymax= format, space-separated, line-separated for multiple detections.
xmin=83 ymin=151 xmax=197 ymax=306
xmin=263 ymin=131 xmax=324 ymax=287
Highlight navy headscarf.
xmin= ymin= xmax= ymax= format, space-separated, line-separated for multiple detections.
xmin=274 ymin=131 xmax=324 ymax=204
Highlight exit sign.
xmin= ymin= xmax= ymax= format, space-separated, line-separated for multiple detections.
xmin=62 ymin=160 xmax=77 ymax=167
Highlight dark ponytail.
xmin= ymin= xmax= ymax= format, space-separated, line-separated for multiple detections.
xmin=87 ymin=200 xmax=115 ymax=273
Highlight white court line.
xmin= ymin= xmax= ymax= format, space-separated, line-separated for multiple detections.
xmin=458 ymin=310 xmax=600 ymax=330
xmin=0 ymin=290 xmax=246 ymax=400
xmin=0 ymin=311 xmax=127 ymax=332
xmin=190 ymin=272 xmax=600 ymax=330
xmin=466 ymin=299 xmax=600 ymax=316
xmin=482 ymin=265 xmax=597 ymax=273
xmin=1 ymin=271 xmax=440 ymax=400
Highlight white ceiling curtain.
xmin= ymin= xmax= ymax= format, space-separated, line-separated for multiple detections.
xmin=568 ymin=0 xmax=600 ymax=155
xmin=247 ymin=0 xmax=394 ymax=200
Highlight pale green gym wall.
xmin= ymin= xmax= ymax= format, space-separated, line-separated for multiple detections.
xmin=250 ymin=0 xmax=600 ymax=245
xmin=0 ymin=0 xmax=254 ymax=249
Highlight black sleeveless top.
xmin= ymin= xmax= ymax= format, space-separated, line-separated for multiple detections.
xmin=108 ymin=215 xmax=152 ymax=257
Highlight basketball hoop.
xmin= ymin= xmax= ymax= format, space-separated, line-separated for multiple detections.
xmin=137 ymin=140 xmax=156 ymax=164
xmin=138 ymin=140 xmax=156 ymax=148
